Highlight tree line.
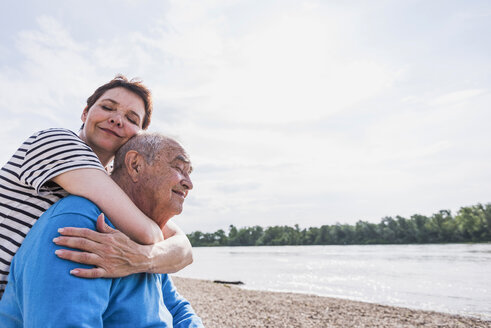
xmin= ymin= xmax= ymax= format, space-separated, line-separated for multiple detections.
xmin=187 ymin=203 xmax=491 ymax=246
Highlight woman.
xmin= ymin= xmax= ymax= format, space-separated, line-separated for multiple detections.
xmin=0 ymin=76 xmax=192 ymax=298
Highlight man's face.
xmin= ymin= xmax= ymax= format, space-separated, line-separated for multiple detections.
xmin=142 ymin=144 xmax=193 ymax=227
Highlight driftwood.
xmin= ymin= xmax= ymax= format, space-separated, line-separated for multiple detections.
xmin=213 ymin=280 xmax=244 ymax=285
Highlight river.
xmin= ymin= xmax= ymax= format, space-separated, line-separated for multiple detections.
xmin=173 ymin=243 xmax=491 ymax=320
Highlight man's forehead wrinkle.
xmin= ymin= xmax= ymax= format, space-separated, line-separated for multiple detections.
xmin=162 ymin=143 xmax=186 ymax=160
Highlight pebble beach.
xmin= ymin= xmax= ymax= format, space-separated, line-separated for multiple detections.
xmin=172 ymin=276 xmax=491 ymax=328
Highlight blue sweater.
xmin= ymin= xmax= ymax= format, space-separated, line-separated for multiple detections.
xmin=0 ymin=195 xmax=203 ymax=327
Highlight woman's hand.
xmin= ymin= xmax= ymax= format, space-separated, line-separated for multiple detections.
xmin=53 ymin=214 xmax=151 ymax=278
xmin=53 ymin=214 xmax=193 ymax=278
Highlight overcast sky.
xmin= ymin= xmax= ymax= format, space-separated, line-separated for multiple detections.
xmin=1 ymin=0 xmax=490 ymax=233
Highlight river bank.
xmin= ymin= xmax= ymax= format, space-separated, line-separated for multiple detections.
xmin=172 ymin=276 xmax=491 ymax=328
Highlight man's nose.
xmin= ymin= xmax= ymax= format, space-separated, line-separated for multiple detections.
xmin=182 ymin=177 xmax=193 ymax=190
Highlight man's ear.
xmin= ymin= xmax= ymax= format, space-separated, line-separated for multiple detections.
xmin=124 ymin=150 xmax=144 ymax=182
xmin=81 ymin=106 xmax=89 ymax=122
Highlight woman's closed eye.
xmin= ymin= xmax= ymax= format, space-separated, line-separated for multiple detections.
xmin=126 ymin=116 xmax=137 ymax=125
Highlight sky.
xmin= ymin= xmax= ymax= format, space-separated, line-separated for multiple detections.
xmin=0 ymin=0 xmax=490 ymax=233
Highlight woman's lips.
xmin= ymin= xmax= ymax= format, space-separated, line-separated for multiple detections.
xmin=100 ymin=127 xmax=122 ymax=138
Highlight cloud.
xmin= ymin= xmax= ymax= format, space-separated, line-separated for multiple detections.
xmin=2 ymin=1 xmax=491 ymax=234
xmin=430 ymin=89 xmax=486 ymax=106
xmin=196 ymin=18 xmax=397 ymax=124
xmin=0 ymin=17 xmax=102 ymax=124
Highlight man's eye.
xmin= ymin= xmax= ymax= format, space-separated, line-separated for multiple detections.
xmin=174 ymin=166 xmax=183 ymax=173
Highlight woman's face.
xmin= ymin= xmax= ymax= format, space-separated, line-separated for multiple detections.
xmin=79 ymin=87 xmax=145 ymax=165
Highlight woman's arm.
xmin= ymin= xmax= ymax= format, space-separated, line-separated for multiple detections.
xmin=53 ymin=214 xmax=194 ymax=277
xmin=52 ymin=168 xmax=163 ymax=245
xmin=151 ymin=220 xmax=194 ymax=273
xmin=51 ymin=168 xmax=193 ymax=275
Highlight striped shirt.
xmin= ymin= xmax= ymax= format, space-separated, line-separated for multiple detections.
xmin=0 ymin=128 xmax=105 ymax=297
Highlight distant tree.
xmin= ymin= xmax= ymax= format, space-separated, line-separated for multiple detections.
xmin=483 ymin=204 xmax=491 ymax=240
xmin=315 ymin=225 xmax=330 ymax=244
xmin=187 ymin=202 xmax=491 ymax=247
xmin=228 ymin=225 xmax=239 ymax=246
xmin=231 ymin=226 xmax=264 ymax=246
xmin=456 ymin=205 xmax=486 ymax=242
xmin=378 ymin=217 xmax=397 ymax=243
xmin=411 ymin=214 xmax=430 ymax=243
xmin=250 ymin=226 xmax=264 ymax=245
xmin=215 ymin=229 xmax=228 ymax=246
xmin=303 ymin=227 xmax=320 ymax=245
xmin=188 ymin=231 xmax=204 ymax=246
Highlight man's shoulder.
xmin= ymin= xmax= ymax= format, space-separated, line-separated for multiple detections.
xmin=47 ymin=195 xmax=101 ymax=220
xmin=23 ymin=196 xmax=102 ymax=247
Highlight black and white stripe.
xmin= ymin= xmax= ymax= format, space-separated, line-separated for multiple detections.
xmin=0 ymin=128 xmax=105 ymax=297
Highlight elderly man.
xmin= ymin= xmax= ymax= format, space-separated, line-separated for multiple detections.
xmin=0 ymin=133 xmax=203 ymax=327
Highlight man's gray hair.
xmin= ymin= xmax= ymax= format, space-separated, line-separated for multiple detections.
xmin=112 ymin=132 xmax=179 ymax=173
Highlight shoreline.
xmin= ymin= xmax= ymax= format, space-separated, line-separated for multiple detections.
xmin=172 ymin=276 xmax=491 ymax=328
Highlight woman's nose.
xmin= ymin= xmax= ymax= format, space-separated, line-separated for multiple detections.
xmin=109 ymin=114 xmax=123 ymax=127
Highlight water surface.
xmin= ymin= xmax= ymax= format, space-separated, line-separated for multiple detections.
xmin=174 ymin=243 xmax=491 ymax=319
